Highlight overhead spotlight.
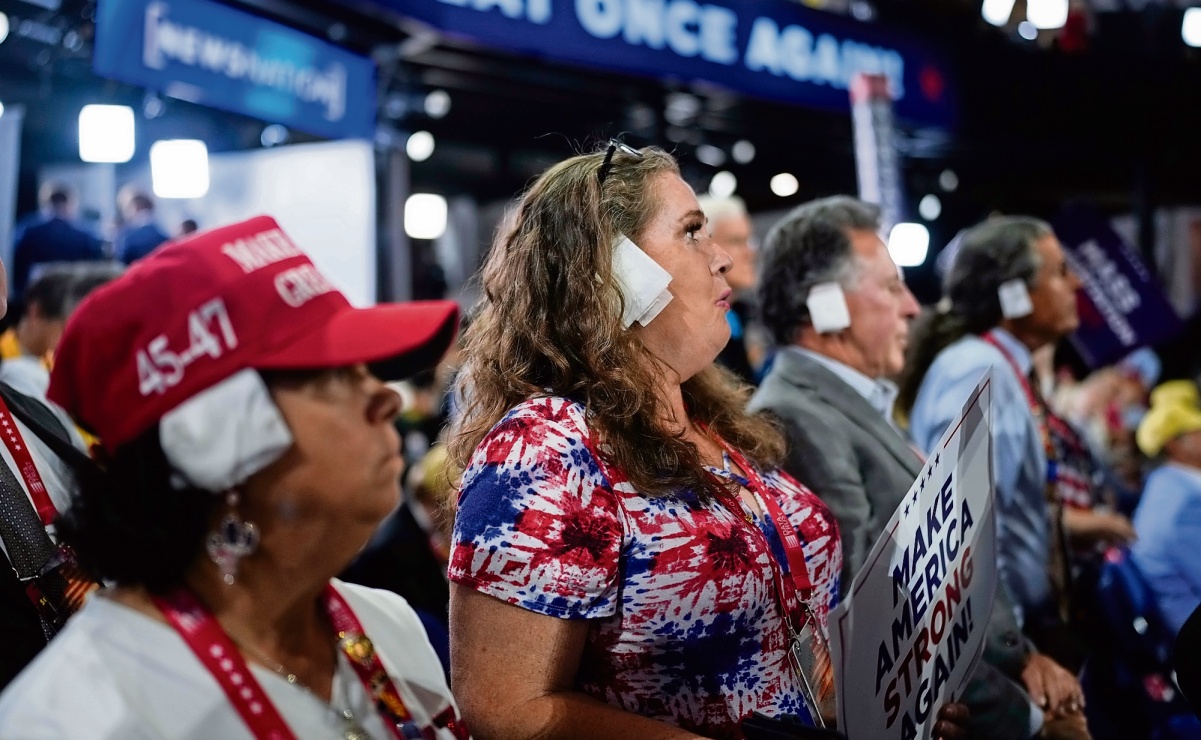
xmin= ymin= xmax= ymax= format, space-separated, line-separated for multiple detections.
xmin=405 ymin=193 xmax=448 ymax=240
xmin=771 ymin=173 xmax=799 ymax=197
xmin=664 ymin=93 xmax=701 ymax=126
xmin=79 ymin=104 xmax=135 ymax=163
xmin=150 ymin=140 xmax=210 ymax=199
xmin=918 ymin=194 xmax=942 ymax=221
xmin=406 ymin=130 xmax=435 ymax=162
xmin=888 ymin=223 xmax=930 ymax=267
xmin=261 ymin=124 xmax=290 ymax=147
xmin=1017 ymin=21 xmax=1039 ymax=40
xmin=1184 ymin=8 xmax=1201 ymax=48
xmin=708 ymin=171 xmax=737 ymax=198
xmin=731 ymin=140 xmax=756 ymax=164
xmin=142 ymin=92 xmax=165 ymax=119
xmin=424 ymin=90 xmax=451 ymax=119
xmin=0 ymin=12 xmax=8 ymax=46
xmin=1028 ymin=0 xmax=1068 ymax=29
xmin=850 ymin=0 xmax=876 ymax=21
xmin=981 ymin=0 xmax=1015 ymax=27
xmin=0 ymin=102 xmax=5 ymax=119
xmin=696 ymin=144 xmax=726 ymax=167
xmin=939 ymin=169 xmax=959 ymax=192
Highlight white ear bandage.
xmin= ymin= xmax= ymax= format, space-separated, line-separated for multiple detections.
xmin=997 ymin=279 xmax=1034 ymax=320
xmin=806 ymin=282 xmax=852 ymax=334
xmin=612 ymin=235 xmax=673 ymax=329
xmin=160 ymin=368 xmax=294 ymax=492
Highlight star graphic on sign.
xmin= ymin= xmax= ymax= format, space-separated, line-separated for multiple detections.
xmin=919 ymin=477 xmax=926 ymax=493
xmin=934 ymin=452 xmax=941 ymax=466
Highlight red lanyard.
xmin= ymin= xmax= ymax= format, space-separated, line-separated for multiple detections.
xmin=721 ymin=445 xmax=815 ymax=599
xmin=153 ymin=585 xmax=450 ymax=740
xmin=0 ymin=396 xmax=56 ymax=526
xmin=983 ymin=331 xmax=1057 ymax=463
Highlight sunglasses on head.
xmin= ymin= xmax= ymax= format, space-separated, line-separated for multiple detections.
xmin=597 ymin=140 xmax=643 ymax=186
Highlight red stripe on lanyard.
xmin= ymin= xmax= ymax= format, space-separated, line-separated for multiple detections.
xmin=153 ymin=588 xmax=297 ymax=740
xmin=718 ymin=443 xmax=815 ymax=602
xmin=982 ymin=331 xmax=1058 ymax=470
xmin=153 ymin=585 xmax=433 ymax=740
xmin=0 ymin=396 xmax=56 ymax=527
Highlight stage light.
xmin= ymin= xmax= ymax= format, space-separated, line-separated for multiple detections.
xmin=150 ymin=140 xmax=210 ymax=199
xmin=1184 ymin=8 xmax=1201 ymax=48
xmin=771 ymin=173 xmax=799 ymax=197
xmin=918 ymin=194 xmax=942 ymax=221
xmin=888 ymin=223 xmax=930 ymax=267
xmin=696 ymin=145 xmax=726 ymax=167
xmin=708 ymin=171 xmax=737 ymax=198
xmin=424 ymin=90 xmax=451 ymax=119
xmin=1028 ymin=0 xmax=1068 ymax=29
xmin=405 ymin=194 xmax=448 ymax=240
xmin=79 ymin=105 xmax=135 ymax=163
xmin=406 ymin=131 xmax=435 ymax=162
xmin=982 ymin=0 xmax=1015 ymax=26
xmin=732 ymin=140 xmax=756 ymax=164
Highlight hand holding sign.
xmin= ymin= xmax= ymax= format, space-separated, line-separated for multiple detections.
xmin=830 ymin=371 xmax=998 ymax=740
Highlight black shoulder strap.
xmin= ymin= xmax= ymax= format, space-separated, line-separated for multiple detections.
xmin=0 ymin=383 xmax=96 ymax=472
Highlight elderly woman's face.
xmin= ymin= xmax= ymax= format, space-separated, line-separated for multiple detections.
xmin=633 ymin=173 xmax=734 ymax=382
xmin=252 ymin=365 xmax=404 ymax=530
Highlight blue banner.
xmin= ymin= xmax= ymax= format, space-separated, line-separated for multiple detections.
xmin=1053 ymin=205 xmax=1182 ymax=369
xmin=363 ymin=0 xmax=955 ymax=127
xmin=93 ymin=0 xmax=377 ymax=140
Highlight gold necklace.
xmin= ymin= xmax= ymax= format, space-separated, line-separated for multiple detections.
xmin=233 ymin=639 xmax=375 ymax=740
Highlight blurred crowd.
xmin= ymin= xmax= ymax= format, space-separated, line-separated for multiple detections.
xmin=0 ymin=143 xmax=1197 ymax=740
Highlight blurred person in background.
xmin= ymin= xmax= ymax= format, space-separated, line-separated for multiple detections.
xmin=447 ymin=144 xmax=966 ymax=739
xmin=10 ymin=182 xmax=104 ymax=303
xmin=900 ymin=217 xmax=1108 ymax=675
xmin=1131 ymin=380 xmax=1201 ymax=635
xmin=114 ymin=185 xmax=169 ymax=265
xmin=0 ymin=263 xmax=124 ymax=400
xmin=0 ymin=250 xmax=97 ymax=691
xmin=699 ymin=195 xmax=762 ymax=385
xmin=343 ymin=443 xmax=460 ymax=672
xmin=0 ymin=217 xmax=467 ymax=739
xmin=752 ymin=196 xmax=1084 ymax=740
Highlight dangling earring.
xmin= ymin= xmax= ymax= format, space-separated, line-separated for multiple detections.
xmin=206 ymin=491 xmax=259 ymax=586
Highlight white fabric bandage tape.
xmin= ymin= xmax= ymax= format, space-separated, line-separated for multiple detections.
xmin=612 ymin=235 xmax=673 ymax=329
xmin=806 ymin=282 xmax=852 ymax=334
xmin=160 ymin=368 xmax=294 ymax=492
xmin=997 ymin=279 xmax=1034 ymax=320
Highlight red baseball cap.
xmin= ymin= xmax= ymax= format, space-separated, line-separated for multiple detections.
xmin=48 ymin=215 xmax=459 ymax=451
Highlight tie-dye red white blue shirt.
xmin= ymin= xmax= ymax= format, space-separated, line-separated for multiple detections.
xmin=449 ymin=397 xmax=842 ymax=739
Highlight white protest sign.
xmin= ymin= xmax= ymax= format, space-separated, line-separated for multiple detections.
xmin=830 ymin=370 xmax=997 ymax=740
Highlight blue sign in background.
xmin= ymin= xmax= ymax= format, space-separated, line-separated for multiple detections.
xmin=360 ymin=0 xmax=956 ymax=127
xmin=1054 ymin=204 xmax=1182 ymax=368
xmin=94 ymin=0 xmax=377 ymax=140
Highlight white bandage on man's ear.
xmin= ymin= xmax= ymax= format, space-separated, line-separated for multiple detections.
xmin=612 ymin=235 xmax=674 ymax=329
xmin=806 ymin=282 xmax=852 ymax=334
xmin=997 ymin=279 xmax=1034 ymax=320
xmin=160 ymin=369 xmax=294 ymax=492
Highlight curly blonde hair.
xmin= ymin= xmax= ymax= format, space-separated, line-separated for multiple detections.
xmin=448 ymin=145 xmax=784 ymax=499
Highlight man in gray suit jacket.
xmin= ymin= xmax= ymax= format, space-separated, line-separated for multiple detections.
xmin=748 ymin=197 xmax=1089 ymax=739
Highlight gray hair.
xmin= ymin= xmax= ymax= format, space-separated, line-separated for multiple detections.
xmin=943 ymin=216 xmax=1051 ymax=334
xmin=697 ymin=195 xmax=748 ymax=227
xmin=757 ymin=196 xmax=881 ymax=345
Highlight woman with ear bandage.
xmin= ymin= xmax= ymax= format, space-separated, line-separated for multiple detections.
xmin=0 ymin=216 xmax=469 ymax=740
xmin=446 ymin=144 xmax=968 ymax=740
